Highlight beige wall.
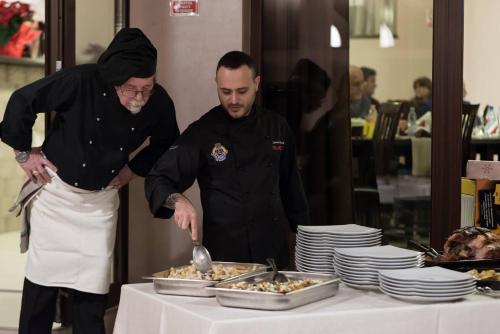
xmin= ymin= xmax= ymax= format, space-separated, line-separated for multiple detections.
xmin=128 ymin=0 xmax=245 ymax=282
xmin=75 ymin=0 xmax=115 ymax=64
xmin=464 ymin=0 xmax=500 ymax=107
xmin=350 ymin=0 xmax=433 ymax=102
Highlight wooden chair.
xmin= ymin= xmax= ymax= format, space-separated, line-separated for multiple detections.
xmin=462 ymin=103 xmax=479 ymax=175
xmin=373 ymin=102 xmax=403 ymax=176
xmin=352 ymin=102 xmax=402 ymax=230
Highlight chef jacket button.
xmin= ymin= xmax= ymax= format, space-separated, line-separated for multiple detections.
xmin=82 ymin=163 xmax=86 ymax=167
xmin=111 ymin=169 xmax=115 ymax=173
xmin=101 ymin=187 xmax=105 ymax=190
xmin=89 ymin=140 xmax=93 ymax=144
xmin=131 ymin=127 xmax=135 ymax=131
xmin=74 ymin=182 xmax=78 ymax=186
xmin=102 ymin=92 xmax=106 ymax=97
xmin=96 ymin=117 xmax=100 ymax=122
xmin=119 ymin=147 xmax=123 ymax=151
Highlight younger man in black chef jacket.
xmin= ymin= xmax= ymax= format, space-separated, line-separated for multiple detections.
xmin=146 ymin=51 xmax=309 ymax=269
xmin=0 ymin=28 xmax=179 ymax=334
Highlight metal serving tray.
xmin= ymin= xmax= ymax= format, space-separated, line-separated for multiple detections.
xmin=143 ymin=262 xmax=268 ymax=297
xmin=211 ymin=271 xmax=341 ymax=310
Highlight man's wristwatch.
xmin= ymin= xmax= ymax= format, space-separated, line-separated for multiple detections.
xmin=15 ymin=150 xmax=31 ymax=163
xmin=165 ymin=193 xmax=182 ymax=209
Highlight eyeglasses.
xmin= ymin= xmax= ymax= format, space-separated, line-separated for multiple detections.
xmin=119 ymin=87 xmax=154 ymax=98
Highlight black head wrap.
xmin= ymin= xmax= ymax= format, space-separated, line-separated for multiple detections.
xmin=97 ymin=28 xmax=157 ymax=86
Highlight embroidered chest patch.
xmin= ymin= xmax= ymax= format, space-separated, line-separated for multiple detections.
xmin=272 ymin=140 xmax=285 ymax=151
xmin=211 ymin=143 xmax=229 ymax=162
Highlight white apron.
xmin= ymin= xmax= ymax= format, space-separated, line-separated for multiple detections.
xmin=24 ymin=171 xmax=119 ymax=294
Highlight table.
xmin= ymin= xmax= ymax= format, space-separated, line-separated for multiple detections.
xmin=113 ymin=283 xmax=500 ymax=334
xmin=470 ymin=136 xmax=500 ymax=161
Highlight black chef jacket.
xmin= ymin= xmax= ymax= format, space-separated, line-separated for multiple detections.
xmin=0 ymin=64 xmax=179 ymax=190
xmin=145 ymin=105 xmax=309 ymax=269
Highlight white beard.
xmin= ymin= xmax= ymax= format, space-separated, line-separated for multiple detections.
xmin=129 ymin=99 xmax=146 ymax=114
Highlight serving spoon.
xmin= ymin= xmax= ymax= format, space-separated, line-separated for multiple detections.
xmin=188 ymin=227 xmax=213 ymax=273
xmin=266 ymin=258 xmax=288 ymax=282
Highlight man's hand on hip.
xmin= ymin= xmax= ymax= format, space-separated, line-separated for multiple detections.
xmin=16 ymin=147 xmax=57 ymax=183
xmin=108 ymin=164 xmax=137 ymax=189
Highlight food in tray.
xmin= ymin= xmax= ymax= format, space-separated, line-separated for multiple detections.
xmin=154 ymin=262 xmax=260 ymax=281
xmin=225 ymin=278 xmax=321 ymax=293
xmin=438 ymin=226 xmax=500 ymax=261
xmin=466 ymin=269 xmax=500 ymax=281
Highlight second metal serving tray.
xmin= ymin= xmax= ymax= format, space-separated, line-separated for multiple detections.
xmin=211 ymin=271 xmax=341 ymax=310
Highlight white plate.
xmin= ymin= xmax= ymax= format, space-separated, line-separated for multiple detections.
xmin=342 ymin=281 xmax=380 ymax=290
xmin=298 ymin=266 xmax=335 ymax=273
xmin=295 ymin=260 xmax=333 ymax=269
xmin=298 ymin=224 xmax=381 ymax=235
xmin=378 ymin=275 xmax=475 ymax=288
xmin=295 ymin=255 xmax=333 ymax=265
xmin=378 ymin=266 xmax=476 ymax=284
xmin=379 ymin=277 xmax=476 ymax=291
xmin=297 ymin=231 xmax=382 ymax=240
xmin=297 ymin=240 xmax=381 ymax=249
xmin=379 ymin=286 xmax=473 ymax=302
xmin=295 ymin=249 xmax=334 ymax=258
xmin=333 ymin=256 xmax=424 ymax=269
xmin=379 ymin=282 xmax=476 ymax=295
xmin=295 ymin=246 xmax=336 ymax=255
xmin=335 ymin=269 xmax=379 ymax=280
xmin=340 ymin=275 xmax=380 ymax=284
xmin=295 ymin=261 xmax=333 ymax=269
xmin=334 ymin=266 xmax=414 ymax=279
xmin=295 ymin=250 xmax=333 ymax=259
xmin=296 ymin=235 xmax=382 ymax=244
xmin=334 ymin=252 xmax=424 ymax=265
xmin=297 ymin=233 xmax=382 ymax=242
xmin=296 ymin=265 xmax=335 ymax=274
xmin=334 ymin=245 xmax=423 ymax=259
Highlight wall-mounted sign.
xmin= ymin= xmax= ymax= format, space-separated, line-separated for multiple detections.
xmin=170 ymin=0 xmax=199 ymax=16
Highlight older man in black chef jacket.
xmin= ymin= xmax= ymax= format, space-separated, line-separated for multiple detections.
xmin=145 ymin=51 xmax=309 ymax=270
xmin=0 ymin=28 xmax=179 ymax=334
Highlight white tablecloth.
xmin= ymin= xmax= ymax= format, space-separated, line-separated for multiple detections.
xmin=113 ymin=283 xmax=500 ymax=334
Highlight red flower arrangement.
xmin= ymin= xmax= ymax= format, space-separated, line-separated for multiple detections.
xmin=0 ymin=1 xmax=41 ymax=58
xmin=0 ymin=1 xmax=33 ymax=46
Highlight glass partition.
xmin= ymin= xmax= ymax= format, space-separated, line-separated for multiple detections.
xmin=350 ymin=0 xmax=433 ymax=248
xmin=260 ymin=0 xmax=352 ymax=227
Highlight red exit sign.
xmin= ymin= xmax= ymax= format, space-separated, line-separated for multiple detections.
xmin=170 ymin=1 xmax=199 ymax=16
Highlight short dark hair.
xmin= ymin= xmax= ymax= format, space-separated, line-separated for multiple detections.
xmin=217 ymin=51 xmax=257 ymax=77
xmin=413 ymin=76 xmax=432 ymax=90
xmin=361 ymin=66 xmax=376 ymax=80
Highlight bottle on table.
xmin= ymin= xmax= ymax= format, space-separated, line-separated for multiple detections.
xmin=407 ymin=106 xmax=417 ymax=136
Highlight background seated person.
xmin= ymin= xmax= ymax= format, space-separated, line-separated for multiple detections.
xmin=361 ymin=66 xmax=380 ymax=111
xmin=350 ymin=65 xmax=371 ymax=119
xmin=410 ymin=76 xmax=432 ymax=118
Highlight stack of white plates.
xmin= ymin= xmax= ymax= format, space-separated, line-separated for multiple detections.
xmin=378 ymin=266 xmax=476 ymax=302
xmin=333 ymin=245 xmax=424 ymax=289
xmin=295 ymin=224 xmax=382 ymax=274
